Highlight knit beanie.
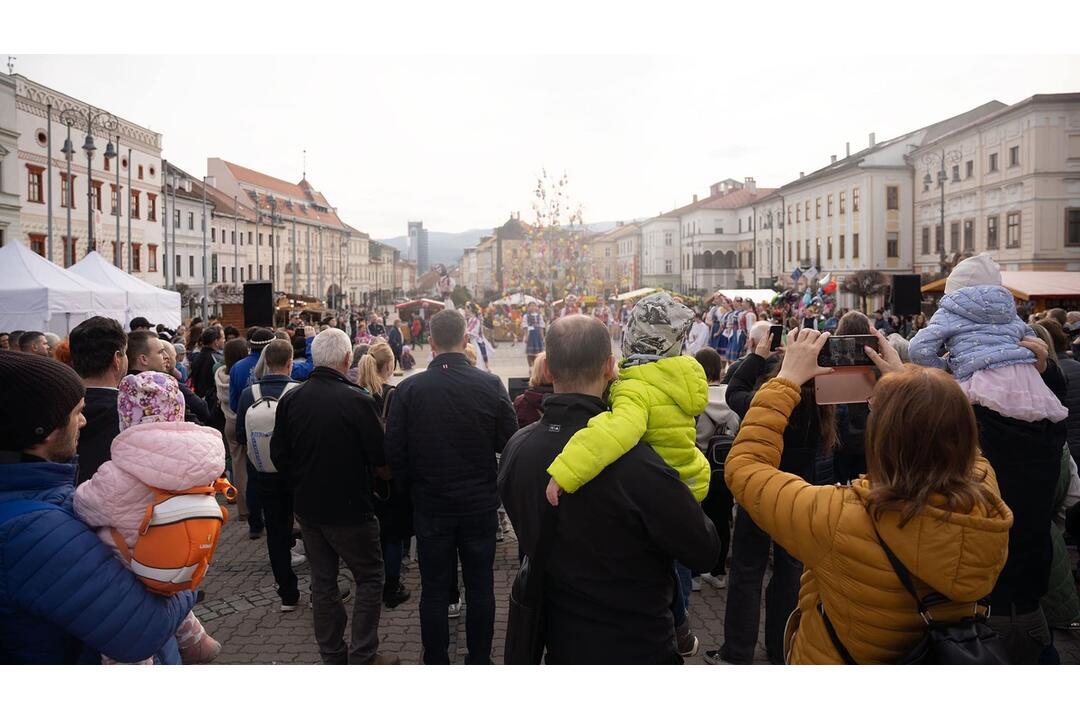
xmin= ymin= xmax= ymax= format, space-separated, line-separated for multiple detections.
xmin=117 ymin=371 xmax=185 ymax=430
xmin=622 ymin=292 xmax=694 ymax=359
xmin=0 ymin=350 xmax=86 ymax=452
xmin=945 ymin=252 xmax=1002 ymax=294
xmin=249 ymin=327 xmax=274 ymax=351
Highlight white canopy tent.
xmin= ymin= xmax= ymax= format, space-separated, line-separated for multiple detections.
xmin=712 ymin=288 xmax=777 ymax=305
xmin=613 ymin=287 xmax=665 ymax=302
xmin=0 ymin=240 xmax=128 ymax=335
xmin=491 ymin=292 xmax=545 ymax=306
xmin=69 ymin=251 xmax=182 ymax=328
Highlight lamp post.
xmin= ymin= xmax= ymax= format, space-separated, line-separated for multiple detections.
xmin=201 ymin=175 xmax=214 ymax=321
xmin=162 ymin=162 xmax=169 ymax=286
xmin=125 ymin=148 xmax=132 ymax=270
xmin=113 ymin=135 xmax=121 ymax=267
xmin=233 ymin=195 xmax=239 ymax=290
xmin=59 ymin=106 xmax=117 ymax=257
xmin=267 ymin=195 xmax=278 ymax=290
xmin=291 ymin=217 xmax=298 ymax=295
xmin=254 ymin=195 xmax=261 ymax=280
xmin=46 ymin=103 xmax=53 ymax=260
xmin=921 ymin=147 xmax=963 ymax=279
xmin=60 ymin=123 xmax=74 ymax=267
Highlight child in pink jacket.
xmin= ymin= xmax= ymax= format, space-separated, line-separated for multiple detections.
xmin=74 ymin=371 xmax=225 ymax=665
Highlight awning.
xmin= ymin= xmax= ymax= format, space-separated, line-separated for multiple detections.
xmin=492 ymin=292 xmax=545 ymax=306
xmin=922 ymin=271 xmax=1080 ymax=301
xmin=395 ymin=298 xmax=445 ymax=313
xmin=711 ymin=288 xmax=778 ymax=305
xmin=612 ymin=287 xmax=663 ymax=301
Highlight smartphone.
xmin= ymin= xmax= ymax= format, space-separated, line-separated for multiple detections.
xmin=817 ymin=334 xmax=879 ymax=367
xmin=768 ymin=325 xmax=783 ymax=352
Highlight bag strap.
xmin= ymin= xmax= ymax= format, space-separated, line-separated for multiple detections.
xmin=817 ymin=602 xmax=857 ymax=665
xmin=110 ymin=528 xmax=133 ymax=563
xmin=251 ymin=384 xmax=263 ymax=402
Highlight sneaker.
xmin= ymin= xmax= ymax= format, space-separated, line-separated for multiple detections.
xmin=701 ymin=573 xmax=727 ymax=590
xmin=383 ymin=582 xmax=411 ymax=609
xmin=290 ymin=550 xmax=307 ymax=568
xmin=281 ymin=599 xmax=300 ymax=612
xmin=292 ymin=539 xmax=305 ymax=555
xmin=690 ymin=576 xmax=702 ymax=592
xmin=675 ymin=620 xmax=699 ymax=657
xmin=180 ymin=634 xmax=221 ymax=665
xmin=703 ymin=650 xmax=732 ymax=665
xmin=248 ymin=528 xmax=264 ymax=540
xmin=448 ymin=602 xmax=462 ymax=619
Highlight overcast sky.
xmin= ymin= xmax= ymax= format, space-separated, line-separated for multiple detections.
xmin=13 ymin=55 xmax=1080 ymax=238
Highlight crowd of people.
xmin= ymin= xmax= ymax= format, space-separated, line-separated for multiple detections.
xmin=2 ymin=250 xmax=1079 ymax=665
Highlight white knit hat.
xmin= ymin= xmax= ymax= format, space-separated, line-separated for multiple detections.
xmin=945 ymin=252 xmax=1001 ymax=294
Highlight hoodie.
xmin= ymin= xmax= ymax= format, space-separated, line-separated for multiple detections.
xmin=547 ymin=354 xmax=711 ymax=502
xmin=909 ymin=285 xmax=1035 ymax=380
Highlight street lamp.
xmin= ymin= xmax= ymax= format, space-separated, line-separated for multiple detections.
xmin=110 ymin=135 xmax=119 ymax=267
xmin=201 ymin=175 xmax=214 ymax=322
xmin=922 ymin=147 xmax=963 ymax=278
xmin=59 ymin=127 xmax=75 ymax=267
xmin=59 ymin=106 xmax=118 ymax=257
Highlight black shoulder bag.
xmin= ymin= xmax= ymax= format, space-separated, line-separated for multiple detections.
xmin=820 ymin=531 xmax=1008 ymax=664
xmin=504 ymin=504 xmax=558 ymax=664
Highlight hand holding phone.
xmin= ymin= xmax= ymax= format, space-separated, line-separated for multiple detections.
xmin=817 ymin=335 xmax=880 ymax=367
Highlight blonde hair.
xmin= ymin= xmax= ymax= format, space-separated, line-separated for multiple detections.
xmin=463 ymin=344 xmax=478 ymax=366
xmin=529 ymin=352 xmax=553 ymax=387
xmin=355 ymin=341 xmax=396 ymax=396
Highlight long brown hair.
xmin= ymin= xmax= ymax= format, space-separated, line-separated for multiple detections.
xmin=757 ymin=361 xmax=838 ymax=452
xmin=864 ymin=365 xmax=996 ymax=526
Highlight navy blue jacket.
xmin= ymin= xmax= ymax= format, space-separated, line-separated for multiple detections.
xmin=0 ymin=455 xmax=194 ymax=664
xmin=385 ymin=352 xmax=517 ymax=517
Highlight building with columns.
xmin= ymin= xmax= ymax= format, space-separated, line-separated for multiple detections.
xmin=0 ymin=74 xmax=20 ymax=246
xmin=639 ymin=213 xmax=680 ymax=291
xmin=14 ymin=74 xmax=164 ymax=282
xmin=910 ymin=93 xmax=1080 ymax=277
xmin=752 ymin=192 xmax=786 ymax=288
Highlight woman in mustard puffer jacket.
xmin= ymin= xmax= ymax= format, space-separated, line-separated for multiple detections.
xmin=726 ymin=328 xmax=1014 ymax=664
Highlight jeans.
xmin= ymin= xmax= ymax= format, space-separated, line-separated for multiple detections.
xmin=722 ymin=506 xmax=803 ymax=665
xmin=383 ymin=538 xmax=403 ymax=585
xmin=988 ymin=606 xmax=1055 ymax=665
xmin=415 ymin=510 xmax=497 ymax=664
xmin=251 ymin=468 xmax=298 ymax=604
xmin=299 ymin=516 xmax=384 ymax=664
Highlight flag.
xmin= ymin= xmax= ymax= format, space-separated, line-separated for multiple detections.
xmin=790 ymin=267 xmax=803 ymax=282
xmin=819 ymin=272 xmax=831 ymax=286
xmin=803 ymin=266 xmax=818 ymax=282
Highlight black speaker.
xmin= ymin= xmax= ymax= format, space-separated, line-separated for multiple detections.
xmin=243 ymin=281 xmax=274 ymax=328
xmin=890 ymin=274 xmax=922 ymax=317
xmin=508 ymin=377 xmax=530 ymax=403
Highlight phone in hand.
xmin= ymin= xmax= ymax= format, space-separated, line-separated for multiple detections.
xmin=817 ymin=334 xmax=879 ymax=367
xmin=768 ymin=324 xmax=783 ymax=352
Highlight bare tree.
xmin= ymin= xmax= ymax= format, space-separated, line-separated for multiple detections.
xmin=842 ymin=270 xmax=887 ymax=314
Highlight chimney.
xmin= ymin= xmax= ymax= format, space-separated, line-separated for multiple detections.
xmin=744 ymin=177 xmax=756 ymax=192
xmin=693 ymin=194 xmax=698 ymax=203
xmin=830 ymin=155 xmax=837 ymax=164
xmin=869 ymin=132 xmax=876 ymax=147
xmin=206 ymin=177 xmax=217 ymax=188
xmin=846 ymin=142 xmax=851 ymax=158
xmin=799 ymin=171 xmax=805 ymax=178
xmin=616 ymin=220 xmax=623 ymax=227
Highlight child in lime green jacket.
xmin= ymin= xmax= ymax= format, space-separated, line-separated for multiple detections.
xmin=545 ymin=292 xmax=711 ymax=505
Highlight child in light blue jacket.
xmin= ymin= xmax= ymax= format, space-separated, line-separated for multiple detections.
xmin=909 ymin=252 xmax=1067 ymax=423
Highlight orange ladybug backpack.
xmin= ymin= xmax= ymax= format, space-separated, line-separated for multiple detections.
xmin=110 ymin=477 xmax=236 ymax=595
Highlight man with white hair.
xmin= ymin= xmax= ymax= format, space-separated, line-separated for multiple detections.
xmin=270 ymin=328 xmax=398 ymax=665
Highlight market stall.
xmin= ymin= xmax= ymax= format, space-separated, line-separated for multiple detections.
xmin=711 ymin=288 xmax=778 ymax=305
xmin=921 ymin=271 xmax=1080 ymax=311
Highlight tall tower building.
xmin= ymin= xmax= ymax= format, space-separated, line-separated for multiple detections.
xmin=408 ymin=220 xmax=429 ymax=273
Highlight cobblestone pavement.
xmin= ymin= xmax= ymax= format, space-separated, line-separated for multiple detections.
xmin=195 ymin=329 xmax=1080 ymax=664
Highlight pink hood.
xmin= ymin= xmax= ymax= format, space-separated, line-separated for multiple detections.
xmin=74 ymin=422 xmax=226 ymax=549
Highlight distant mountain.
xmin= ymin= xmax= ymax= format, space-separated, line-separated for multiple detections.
xmin=377 ymin=221 xmax=621 ymax=266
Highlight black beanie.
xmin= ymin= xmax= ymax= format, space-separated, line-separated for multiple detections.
xmin=0 ymin=350 xmax=86 ymax=452
xmin=249 ymin=328 xmax=275 ymax=350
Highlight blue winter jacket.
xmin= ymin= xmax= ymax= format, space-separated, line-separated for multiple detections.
xmin=0 ymin=456 xmax=195 ymax=664
xmin=229 ymin=350 xmax=262 ymax=413
xmin=909 ymin=285 xmax=1035 ymax=380
xmin=290 ymin=336 xmax=315 ymax=382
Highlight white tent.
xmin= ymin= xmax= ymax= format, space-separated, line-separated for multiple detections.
xmin=70 ymin=251 xmax=182 ymax=328
xmin=712 ymin=288 xmax=777 ymax=305
xmin=613 ymin=287 xmax=664 ymax=302
xmin=491 ymin=292 xmax=545 ymax=306
xmin=0 ymin=240 xmax=128 ymax=335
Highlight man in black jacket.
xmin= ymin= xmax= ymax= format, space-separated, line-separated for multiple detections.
xmin=69 ymin=317 xmax=128 ymax=485
xmin=189 ymin=326 xmax=224 ymax=399
xmin=270 ymin=328 xmax=398 ymax=665
xmin=499 ymin=315 xmax=719 ymax=663
xmin=385 ymin=309 xmax=518 ymax=664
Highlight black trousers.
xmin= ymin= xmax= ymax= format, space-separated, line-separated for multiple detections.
xmin=250 ymin=466 xmax=298 ymax=604
xmin=721 ymin=506 xmax=802 ymax=665
xmin=701 ymin=478 xmax=733 ymax=576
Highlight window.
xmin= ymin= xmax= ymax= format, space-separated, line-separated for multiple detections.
xmin=805 ymin=201 xmax=810 ymax=221
xmin=787 ymin=241 xmax=792 ymax=262
xmin=815 ymin=237 xmax=821 ymax=266
xmin=839 ymin=191 xmax=846 ymax=214
xmin=952 ymin=165 xmax=960 ymax=182
xmin=244 ymin=266 xmax=250 ymax=281
xmin=148 ymin=245 xmax=157 ymax=272
xmin=1006 ymin=211 xmax=1020 ymax=248
xmin=248 ymin=231 xmax=252 ymax=245
xmin=111 ymin=185 xmax=122 ymax=216
xmin=852 ymin=188 xmax=860 ymax=212
xmin=259 ymin=233 xmax=264 ymax=246
xmin=1009 ymin=146 xmax=1019 ymax=167
xmin=827 ymin=235 xmax=833 ymax=260
xmin=130 ymin=190 xmax=141 ymax=219
xmin=259 ymin=265 xmax=264 ymax=280
xmin=887 ymin=232 xmax=899 ymax=258
xmin=921 ymin=227 xmax=930 ymax=255
xmin=60 ymin=172 xmax=75 ymax=209
xmin=827 ymin=194 xmax=834 ymax=217
xmin=714 ymin=223 xmax=723 ymax=234
xmin=188 ymin=212 xmax=194 ymax=230
xmin=664 ymin=260 xmax=672 ymax=274
xmin=987 ymin=216 xmax=999 ymax=250
xmin=231 ymin=266 xmax=237 ymax=282
xmin=173 ymin=209 xmax=180 ymax=228
xmin=28 ymin=233 xmax=46 ymax=256
xmin=796 ymin=205 xmax=801 ymax=223
xmin=63 ymin=237 xmax=78 ymax=264
xmin=1068 ymin=209 xmax=1080 ymax=247
xmin=91 ymin=181 xmax=102 ymax=211
xmin=103 ymin=155 xmax=110 ymax=172
xmin=132 ymin=243 xmax=141 ymax=272
xmin=231 ymin=230 xmax=236 ymax=245
xmin=966 ymin=160 xmax=973 ymax=178
xmin=147 ymin=194 xmax=157 ymax=222
xmin=950 ymin=222 xmax=960 ymax=252
xmin=853 ymin=232 xmax=860 ymax=259
xmin=664 ymin=231 xmax=672 ymax=246
xmin=886 ymin=185 xmax=899 ymax=210
xmin=738 ymin=219 xmax=742 ymax=233
xmin=211 ymin=228 xmax=216 ymax=242
xmin=935 ymin=224 xmax=943 ymax=253
xmin=176 ymin=254 xmax=182 ymax=276
xmin=189 ymin=255 xmax=195 ymax=277
xmin=787 ymin=207 xmax=792 ymax=225
xmin=816 ymin=198 xmax=821 ymax=219
xmin=963 ymin=220 xmax=974 ymax=251
xmin=26 ymin=165 xmax=44 ymax=203
xmin=138 ymin=165 xmax=144 ymax=180
xmin=839 ymin=234 xmax=846 ymax=259
xmin=989 ymin=152 xmax=998 ymax=172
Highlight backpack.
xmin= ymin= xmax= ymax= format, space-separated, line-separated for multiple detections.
xmin=109 ymin=477 xmax=236 ymax=596
xmin=819 ymin=529 xmax=1009 ymax=664
xmin=244 ymin=381 xmax=298 ymax=473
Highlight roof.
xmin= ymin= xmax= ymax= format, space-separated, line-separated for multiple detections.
xmin=660 ymin=186 xmax=778 ymax=218
xmin=496 ymin=216 xmax=530 ymax=241
xmin=591 ymin=222 xmax=641 ymax=242
xmin=217 ymin=159 xmax=350 ymax=230
xmin=922 ymin=271 xmax=1080 ymax=300
xmin=917 ymin=94 xmax=1080 ymax=150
